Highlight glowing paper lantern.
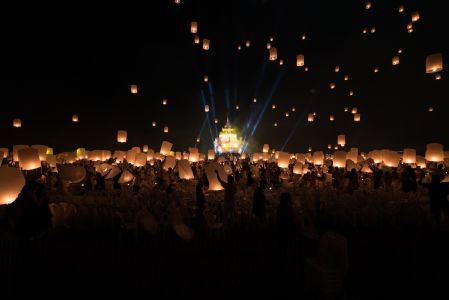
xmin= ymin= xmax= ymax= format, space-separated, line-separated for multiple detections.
xmin=190 ymin=21 xmax=198 ymax=33
xmin=152 ymin=121 xmax=157 ymax=127
xmin=435 ymin=73 xmax=442 ymax=80
xmin=301 ymin=33 xmax=306 ymax=40
xmin=175 ymin=152 xmax=182 ymax=160
xmin=330 ymin=115 xmax=335 ymax=121
xmin=204 ymin=105 xmax=209 ymax=112
xmin=347 ymin=148 xmax=358 ymax=163
xmin=392 ymin=56 xmax=400 ymax=66
xmin=344 ymin=75 xmax=349 ymax=81
xmin=411 ymin=11 xmax=420 ymax=22
xmin=13 ymin=118 xmax=21 ymax=128
xmin=207 ymin=149 xmax=215 ymax=160
xmin=337 ymin=135 xmax=346 ymax=147
xmin=416 ymin=156 xmax=426 ymax=168
xmin=277 ymin=152 xmax=290 ymax=169
xmin=246 ymin=40 xmax=251 ymax=47
xmin=113 ymin=151 xmax=126 ymax=162
xmin=330 ymin=82 xmax=336 ymax=89
xmin=383 ymin=150 xmax=400 ymax=167
xmin=399 ymin=5 xmax=404 ymax=13
xmin=164 ymin=126 xmax=169 ymax=133
xmin=402 ymin=148 xmax=416 ymax=164
xmin=426 ymin=53 xmax=443 ymax=74
xmin=143 ymin=145 xmax=149 ymax=153
xmin=0 ymin=166 xmax=26 ymax=204
xmin=203 ymin=75 xmax=209 ymax=82
xmin=130 ymin=84 xmax=138 ymax=94
xmin=307 ymin=113 xmax=314 ymax=122
xmin=176 ymin=160 xmax=194 ymax=180
xmin=117 ymin=130 xmax=127 ymax=143
xmin=349 ymin=91 xmax=354 ymax=96
xmin=134 ymin=153 xmax=147 ymax=167
xmin=262 ymin=144 xmax=269 ymax=153
xmin=293 ymin=163 xmax=303 ymax=175
xmin=361 ymin=164 xmax=373 ymax=173
xmin=205 ymin=162 xmax=227 ymax=191
xmin=126 ymin=150 xmax=137 ymax=165
xmin=267 ymin=43 xmax=271 ymax=49
xmin=46 ymin=155 xmax=56 ymax=167
xmin=105 ymin=166 xmax=121 ymax=179
xmin=327 ymin=144 xmax=332 ymax=150
xmin=274 ymin=122 xmax=278 ymax=127
xmin=31 ymin=145 xmax=48 ymax=161
xmin=0 ymin=148 xmax=8 ymax=159
xmin=425 ymin=143 xmax=444 ymax=162
xmin=236 ymin=105 xmax=240 ymax=110
xmin=118 ymin=170 xmax=134 ymax=184
xmin=365 ymin=2 xmax=371 ymax=9
xmin=175 ymin=0 xmax=180 ymax=4
xmin=269 ymin=47 xmax=277 ymax=61
xmin=371 ymin=27 xmax=376 ymax=33
xmin=162 ymin=98 xmax=168 ymax=105
xmin=58 ymin=164 xmax=86 ymax=183
xmin=147 ymin=150 xmax=155 ymax=161
xmin=76 ymin=148 xmax=87 ymax=159
xmin=202 ymin=38 xmax=210 ymax=50
xmin=194 ymin=35 xmax=200 ymax=44
xmin=72 ymin=114 xmax=79 ymax=122
xmin=163 ymin=156 xmax=176 ymax=170
xmin=296 ymin=54 xmax=305 ymax=67
xmin=333 ymin=151 xmax=347 ymax=168
xmin=18 ymin=148 xmax=41 ymax=170
xmin=313 ymin=151 xmax=324 ymax=165
xmin=97 ymin=163 xmax=112 ymax=176
xmin=189 ymin=148 xmax=199 ymax=162
xmin=354 ymin=114 xmax=361 ymax=122
xmin=374 ymin=67 xmax=379 ymax=73
xmin=159 ymin=141 xmax=173 ymax=156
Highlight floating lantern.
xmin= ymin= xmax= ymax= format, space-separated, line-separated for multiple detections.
xmin=174 ymin=0 xmax=181 ymax=4
xmin=313 ymin=151 xmax=324 ymax=165
xmin=296 ymin=54 xmax=305 ymax=67
xmin=203 ymin=75 xmax=208 ymax=82
xmin=365 ymin=2 xmax=371 ymax=9
xmin=214 ymin=118 xmax=218 ymax=124
xmin=383 ymin=150 xmax=400 ymax=167
xmin=337 ymin=135 xmax=346 ymax=147
xmin=113 ymin=151 xmax=126 ymax=162
xmin=425 ymin=143 xmax=444 ymax=162
xmin=117 ymin=130 xmax=127 ymax=143
xmin=146 ymin=150 xmax=155 ymax=161
xmin=327 ymin=144 xmax=332 ymax=150
xmin=398 ymin=48 xmax=403 ymax=54
xmin=134 ymin=153 xmax=147 ymax=167
xmin=178 ymin=160 xmax=194 ymax=180
xmin=269 ymin=47 xmax=277 ymax=61
xmin=408 ymin=28 xmax=413 ymax=34
xmin=352 ymin=107 xmax=358 ymax=114
xmin=237 ymin=45 xmax=241 ymax=50
xmin=411 ymin=11 xmax=420 ymax=22
xmin=204 ymin=105 xmax=209 ymax=112
xmin=262 ymin=144 xmax=269 ymax=153
xmin=163 ymin=156 xmax=176 ymax=171
xmin=426 ymin=53 xmax=443 ymax=73
xmin=130 ymin=84 xmax=138 ymax=94
xmin=272 ymin=104 xmax=276 ymax=109
xmin=46 ymin=148 xmax=53 ymax=155
xmin=253 ymin=97 xmax=257 ymax=103
xmin=344 ymin=107 xmax=349 ymax=112
xmin=330 ymin=115 xmax=335 ymax=121
xmin=349 ymin=91 xmax=354 ymax=96
xmin=274 ymin=122 xmax=278 ymax=127
xmin=399 ymin=5 xmax=405 ymax=13
xmin=333 ymin=151 xmax=347 ymax=168
xmin=72 ymin=114 xmax=79 ymax=122
xmin=143 ymin=145 xmax=148 ymax=153
xmin=301 ymin=33 xmax=307 ymax=40
xmin=335 ymin=66 xmax=340 ymax=72
xmin=18 ymin=148 xmax=41 ymax=170
xmin=126 ymin=150 xmax=137 ymax=165
xmin=374 ymin=67 xmax=379 ymax=73
xmin=196 ymin=137 xmax=200 ymax=143
xmin=354 ymin=114 xmax=361 ymax=122
xmin=175 ymin=152 xmax=182 ymax=160
xmin=13 ymin=145 xmax=28 ymax=162
xmin=428 ymin=106 xmax=434 ymax=112
xmin=279 ymin=59 xmax=284 ymax=66
xmin=435 ymin=73 xmax=442 ymax=80
xmin=245 ymin=40 xmax=251 ymax=47
xmin=190 ymin=21 xmax=198 ymax=33
xmin=194 ymin=35 xmax=200 ymax=44
xmin=188 ymin=148 xmax=199 ymax=162
xmin=207 ymin=149 xmax=215 ymax=160
xmin=46 ymin=155 xmax=56 ymax=167
xmin=160 ymin=141 xmax=173 ymax=156
xmin=0 ymin=166 xmax=26 ymax=205
xmin=118 ymin=170 xmax=134 ymax=184
xmin=269 ymin=36 xmax=274 ymax=42
xmin=152 ymin=121 xmax=156 ymax=127
xmin=205 ymin=162 xmax=227 ymax=191
xmin=392 ymin=56 xmax=400 ymax=66
xmin=363 ymin=28 xmax=368 ymax=34
xmin=31 ymin=145 xmax=48 ymax=161
xmin=402 ymin=148 xmax=416 ymax=164
xmin=277 ymin=152 xmax=290 ymax=169
xmin=361 ymin=164 xmax=373 ymax=173
xmin=307 ymin=113 xmax=314 ymax=122
xmin=13 ymin=118 xmax=21 ymax=128
xmin=347 ymin=148 xmax=358 ymax=163
xmin=330 ymin=83 xmax=336 ymax=89
xmin=202 ymin=38 xmax=210 ymax=50
xmin=371 ymin=27 xmax=376 ymax=33
xmin=305 ymin=67 xmax=309 ymax=72
xmin=164 ymin=126 xmax=169 ymax=133
xmin=162 ymin=98 xmax=168 ymax=105
xmin=416 ymin=156 xmax=426 ymax=169
xmin=407 ymin=22 xmax=413 ymax=30
xmin=334 ymin=145 xmax=339 ymax=150
xmin=291 ymin=107 xmax=296 ymax=112
xmin=266 ymin=43 xmax=271 ymax=49
xmin=235 ymin=105 xmax=239 ymax=110
xmin=344 ymin=75 xmax=349 ymax=81
xmin=285 ymin=112 xmax=289 ymax=118
xmin=0 ymin=148 xmax=8 ymax=159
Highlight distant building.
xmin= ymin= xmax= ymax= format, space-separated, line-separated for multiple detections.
xmin=214 ymin=118 xmax=243 ymax=154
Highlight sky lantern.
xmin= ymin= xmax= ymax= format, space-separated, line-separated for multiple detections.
xmin=262 ymin=144 xmax=269 ymax=153
xmin=117 ymin=130 xmax=127 ymax=143
xmin=13 ymin=118 xmax=21 ymax=128
xmin=347 ymin=148 xmax=358 ymax=163
xmin=374 ymin=67 xmax=379 ymax=73
xmin=13 ymin=145 xmax=28 ymax=162
xmin=277 ymin=152 xmax=290 ymax=169
xmin=335 ymin=66 xmax=340 ymax=73
xmin=190 ymin=21 xmax=198 ymax=33
xmin=0 ymin=148 xmax=8 ymax=159
xmin=411 ymin=11 xmax=420 ymax=22
xmin=253 ymin=97 xmax=257 ymax=103
xmin=426 ymin=53 xmax=443 ymax=73
xmin=269 ymin=47 xmax=277 ymax=61
xmin=269 ymin=36 xmax=274 ymax=42
xmin=266 ymin=43 xmax=271 ymax=49
xmin=338 ymin=135 xmax=346 ymax=147
xmin=245 ymin=40 xmax=250 ymax=47
xmin=398 ymin=48 xmax=403 ymax=54
xmin=402 ymin=148 xmax=416 ymax=164
xmin=351 ymin=107 xmax=358 ymax=114
xmin=330 ymin=82 xmax=336 ymax=89
xmin=313 ymin=151 xmax=324 ymax=165
xmin=72 ymin=114 xmax=79 ymax=122
xmin=344 ymin=75 xmax=349 ymax=81
xmin=354 ymin=113 xmax=361 ymax=122
xmin=130 ymin=84 xmax=138 ymax=94
xmin=392 ymin=56 xmax=400 ymax=66
xmin=365 ymin=2 xmax=371 ymax=10
xmin=0 ymin=166 xmax=26 ymax=205
xmin=160 ymin=141 xmax=173 ymax=156
xmin=203 ymin=75 xmax=209 ymax=82
xmin=307 ymin=113 xmax=314 ymax=122
xmin=435 ymin=73 xmax=442 ymax=80
xmin=189 ymin=148 xmax=199 ymax=162
xmin=330 ymin=115 xmax=335 ymax=121
xmin=164 ymin=126 xmax=169 ymax=133
xmin=143 ymin=145 xmax=149 ymax=153
xmin=371 ymin=27 xmax=376 ymax=34
xmin=237 ymin=45 xmax=242 ymax=50
xmin=178 ymin=160 xmax=194 ymax=180
xmin=344 ymin=107 xmax=349 ymax=112
xmin=349 ymin=91 xmax=354 ymax=96
xmin=274 ymin=122 xmax=278 ymax=127
xmin=327 ymin=144 xmax=332 ymax=150
xmin=235 ymin=105 xmax=239 ymax=110
xmin=296 ymin=54 xmax=305 ymax=67
xmin=174 ymin=0 xmax=181 ymax=4
xmin=194 ymin=35 xmax=200 ymax=44
xmin=202 ymin=38 xmax=210 ymax=50
xmin=162 ymin=98 xmax=168 ymax=105
xmin=196 ymin=137 xmax=200 ymax=143
xmin=113 ymin=151 xmax=126 ymax=162
xmin=333 ymin=151 xmax=347 ymax=168
xmin=31 ymin=145 xmax=48 ymax=161
xmin=272 ymin=104 xmax=276 ymax=109
xmin=304 ymin=67 xmax=309 ymax=72
xmin=152 ymin=121 xmax=156 ymax=127
xmin=175 ymin=152 xmax=182 ymax=160
xmin=399 ymin=5 xmax=405 ymax=13
xmin=205 ymin=162 xmax=227 ymax=191
xmin=204 ymin=105 xmax=209 ymax=112
xmin=425 ymin=143 xmax=444 ymax=162
xmin=279 ymin=59 xmax=284 ymax=66
xmin=214 ymin=118 xmax=218 ymax=124
xmin=207 ymin=149 xmax=215 ymax=160
xmin=285 ymin=112 xmax=289 ymax=118
xmin=18 ymin=148 xmax=41 ymax=170
xmin=363 ymin=28 xmax=368 ymax=34
xmin=134 ymin=153 xmax=147 ymax=167
xmin=428 ymin=106 xmax=434 ymax=112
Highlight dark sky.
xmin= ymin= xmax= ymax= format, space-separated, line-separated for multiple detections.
xmin=0 ymin=0 xmax=447 ymax=154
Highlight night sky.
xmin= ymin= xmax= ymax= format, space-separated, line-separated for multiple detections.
xmin=0 ymin=0 xmax=446 ymax=154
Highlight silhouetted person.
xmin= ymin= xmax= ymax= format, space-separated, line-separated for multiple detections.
xmin=7 ymin=180 xmax=52 ymax=240
xmin=94 ymin=172 xmax=105 ymax=191
xmin=346 ymin=168 xmax=359 ymax=194
xmin=420 ymin=174 xmax=449 ymax=228
xmin=401 ymin=165 xmax=417 ymax=193
xmin=216 ymin=170 xmax=237 ymax=227
xmin=193 ymin=181 xmax=207 ymax=238
xmin=373 ymin=169 xmax=383 ymax=189
xmin=252 ymin=179 xmax=267 ymax=224
xmin=275 ymin=192 xmax=297 ymax=241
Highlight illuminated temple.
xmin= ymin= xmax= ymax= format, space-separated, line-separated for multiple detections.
xmin=214 ymin=118 xmax=244 ymax=154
